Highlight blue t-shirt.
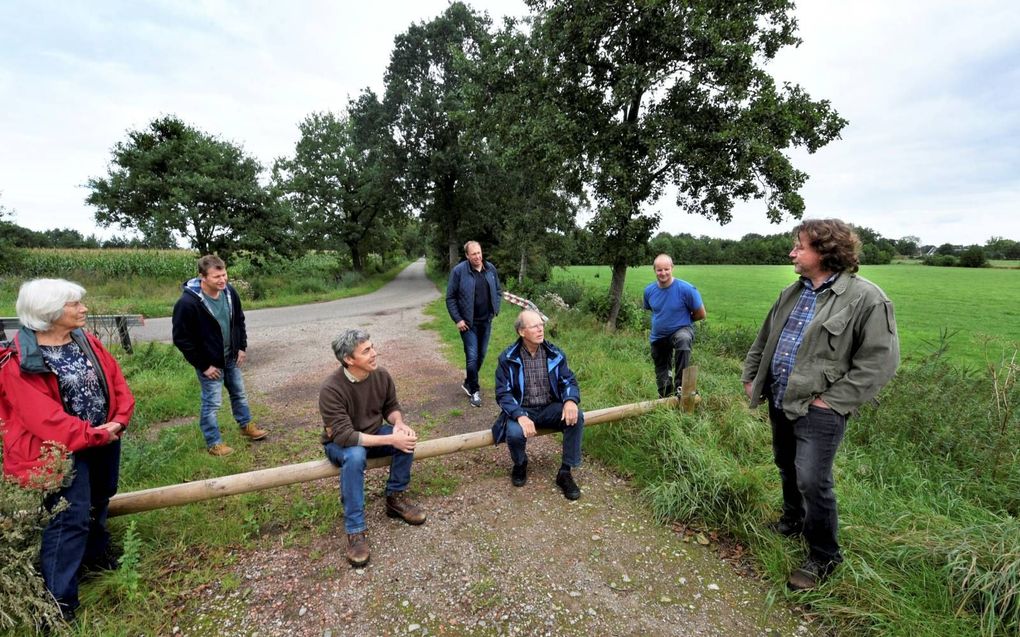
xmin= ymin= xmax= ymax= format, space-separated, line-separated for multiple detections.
xmin=643 ymin=278 xmax=704 ymax=342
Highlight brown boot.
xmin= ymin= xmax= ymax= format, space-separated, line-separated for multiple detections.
xmin=385 ymin=492 xmax=426 ymax=525
xmin=239 ymin=422 xmax=268 ymax=441
xmin=346 ymin=532 xmax=370 ymax=567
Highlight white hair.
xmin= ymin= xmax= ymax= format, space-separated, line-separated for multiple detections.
xmin=15 ymin=278 xmax=86 ymax=331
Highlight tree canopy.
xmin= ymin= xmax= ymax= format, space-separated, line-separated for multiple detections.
xmin=86 ymin=115 xmax=291 ymax=259
xmin=274 ymin=90 xmax=404 ymax=272
xmin=524 ymin=0 xmax=847 ymax=326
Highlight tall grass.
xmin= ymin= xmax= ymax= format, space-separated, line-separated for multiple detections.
xmin=427 ymin=287 xmax=1020 ymax=636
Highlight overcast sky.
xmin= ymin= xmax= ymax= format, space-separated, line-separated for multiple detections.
xmin=2 ymin=1 xmax=1018 ymax=247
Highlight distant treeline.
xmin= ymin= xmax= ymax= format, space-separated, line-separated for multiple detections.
xmin=566 ymin=226 xmax=1020 ymax=268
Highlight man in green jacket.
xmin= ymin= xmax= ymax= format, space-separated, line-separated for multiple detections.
xmin=742 ymin=218 xmax=899 ymax=591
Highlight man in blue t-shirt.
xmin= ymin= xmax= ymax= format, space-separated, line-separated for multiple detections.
xmin=642 ymin=254 xmax=707 ymax=397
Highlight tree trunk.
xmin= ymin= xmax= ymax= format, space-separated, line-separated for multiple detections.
xmin=447 ymin=228 xmax=459 ymax=270
xmin=349 ymin=242 xmax=364 ymax=272
xmin=518 ymin=248 xmax=527 ymax=284
xmin=605 ymin=257 xmax=628 ymax=330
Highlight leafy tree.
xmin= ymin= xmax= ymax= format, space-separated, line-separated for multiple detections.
xmin=896 ymin=235 xmax=920 ymax=257
xmin=959 ymin=245 xmax=988 ymax=268
xmin=274 ymin=91 xmax=404 ymax=272
xmin=525 ymin=0 xmax=847 ymax=327
xmin=985 ymin=236 xmax=1020 ymax=260
xmin=936 ymin=243 xmax=959 ymax=256
xmin=384 ymin=2 xmax=495 ymax=269
xmin=86 ymin=115 xmax=292 ymax=259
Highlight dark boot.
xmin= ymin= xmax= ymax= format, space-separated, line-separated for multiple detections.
xmin=555 ymin=469 xmax=581 ymax=500
xmin=511 ymin=461 xmax=528 ymax=487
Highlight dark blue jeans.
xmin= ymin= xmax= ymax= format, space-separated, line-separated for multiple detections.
xmin=650 ymin=325 xmax=695 ymax=398
xmin=505 ymin=402 xmax=584 ymax=468
xmin=769 ymin=401 xmax=846 ymax=564
xmin=40 ymin=440 xmax=121 ymax=616
xmin=459 ymin=319 xmax=492 ymax=394
xmin=323 ymin=425 xmax=414 ymax=534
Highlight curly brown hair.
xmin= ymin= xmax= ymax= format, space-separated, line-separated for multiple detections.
xmin=793 ymin=219 xmax=861 ymax=274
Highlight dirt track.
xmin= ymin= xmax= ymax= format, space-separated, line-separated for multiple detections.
xmin=156 ymin=260 xmax=817 ymax=636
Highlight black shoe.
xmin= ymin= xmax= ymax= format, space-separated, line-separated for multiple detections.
xmin=556 ymin=470 xmax=581 ymax=500
xmin=511 ymin=462 xmax=528 ymax=487
xmin=787 ymin=557 xmax=838 ymax=591
xmin=768 ymin=517 xmax=804 ymax=537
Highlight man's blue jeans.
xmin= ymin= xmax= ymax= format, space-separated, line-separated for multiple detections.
xmin=459 ymin=319 xmax=492 ymax=394
xmin=323 ymin=425 xmax=414 ymax=534
xmin=768 ymin=401 xmax=846 ymax=564
xmin=505 ymin=402 xmax=584 ymax=468
xmin=40 ymin=440 xmax=121 ymax=617
xmin=197 ymin=361 xmax=252 ymax=447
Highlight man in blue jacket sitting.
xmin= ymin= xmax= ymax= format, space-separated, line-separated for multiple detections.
xmin=492 ymin=310 xmax=583 ymax=500
xmin=445 ymin=241 xmax=501 ymax=408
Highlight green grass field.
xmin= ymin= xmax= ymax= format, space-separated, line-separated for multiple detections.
xmin=554 ymin=264 xmax=1020 ymax=366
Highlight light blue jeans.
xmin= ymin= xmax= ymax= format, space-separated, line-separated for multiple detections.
xmin=197 ymin=362 xmax=252 ymax=447
xmin=323 ymin=425 xmax=414 ymax=534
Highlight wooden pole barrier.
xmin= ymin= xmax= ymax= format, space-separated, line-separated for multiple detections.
xmin=109 ymin=377 xmax=701 ymax=517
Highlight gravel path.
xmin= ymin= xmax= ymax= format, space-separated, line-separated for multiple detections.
xmin=158 ymin=260 xmax=818 ymax=637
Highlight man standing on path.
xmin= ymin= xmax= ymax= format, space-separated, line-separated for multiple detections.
xmin=172 ymin=255 xmax=267 ymax=456
xmin=742 ymin=219 xmax=899 ymax=591
xmin=319 ymin=329 xmax=426 ymax=567
xmin=446 ymin=241 xmax=501 ymax=408
xmin=643 ymin=254 xmax=707 ymax=398
xmin=492 ymin=310 xmax=584 ymax=500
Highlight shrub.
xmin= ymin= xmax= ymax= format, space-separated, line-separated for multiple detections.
xmin=923 ymin=254 xmax=960 ymax=267
xmin=0 ymin=442 xmax=72 ymax=633
xmin=579 ymin=289 xmax=645 ymax=331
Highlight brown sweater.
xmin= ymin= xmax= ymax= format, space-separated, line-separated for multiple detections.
xmin=319 ymin=367 xmax=401 ymax=447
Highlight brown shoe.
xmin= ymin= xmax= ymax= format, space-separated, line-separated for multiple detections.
xmin=240 ymin=422 xmax=268 ymax=441
xmin=207 ymin=443 xmax=234 ymax=456
xmin=385 ymin=492 xmax=426 ymax=525
xmin=346 ymin=532 xmax=370 ymax=567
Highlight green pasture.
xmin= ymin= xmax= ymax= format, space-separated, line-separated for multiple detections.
xmin=554 ymin=264 xmax=1020 ymax=366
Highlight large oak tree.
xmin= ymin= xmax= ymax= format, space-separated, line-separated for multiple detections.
xmin=526 ymin=0 xmax=847 ymax=327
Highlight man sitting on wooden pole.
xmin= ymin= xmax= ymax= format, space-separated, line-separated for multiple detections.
xmin=493 ymin=310 xmax=584 ymax=500
xmin=319 ymin=329 xmax=426 ymax=567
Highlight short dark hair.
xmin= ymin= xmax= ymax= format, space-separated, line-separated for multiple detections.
xmin=793 ymin=219 xmax=861 ymax=274
xmin=197 ymin=255 xmax=226 ymax=276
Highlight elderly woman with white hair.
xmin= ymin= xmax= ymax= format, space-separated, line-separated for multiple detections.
xmin=0 ymin=278 xmax=134 ymax=622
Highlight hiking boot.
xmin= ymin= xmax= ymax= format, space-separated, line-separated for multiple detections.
xmin=240 ymin=422 xmax=268 ymax=441
xmin=207 ymin=443 xmax=234 ymax=457
xmin=469 ymin=391 xmax=482 ymax=408
xmin=346 ymin=532 xmax=370 ymax=567
xmin=555 ymin=470 xmax=581 ymax=500
xmin=385 ymin=492 xmax=426 ymax=525
xmin=511 ymin=461 xmax=528 ymax=487
xmin=787 ymin=557 xmax=837 ymax=591
xmin=768 ymin=517 xmax=804 ymax=537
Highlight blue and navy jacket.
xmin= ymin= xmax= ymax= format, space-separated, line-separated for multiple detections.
xmin=445 ymin=259 xmax=501 ymax=326
xmin=492 ymin=338 xmax=581 ymax=443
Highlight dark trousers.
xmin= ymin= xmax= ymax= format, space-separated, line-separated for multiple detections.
xmin=504 ymin=402 xmax=584 ymax=468
xmin=650 ymin=325 xmax=695 ymax=398
xmin=40 ymin=440 xmax=121 ymax=616
xmin=768 ymin=400 xmax=846 ymax=564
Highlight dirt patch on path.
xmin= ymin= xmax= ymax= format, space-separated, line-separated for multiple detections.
xmin=171 ymin=262 xmax=818 ymax=637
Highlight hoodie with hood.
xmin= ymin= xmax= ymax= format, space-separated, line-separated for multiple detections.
xmin=171 ymin=277 xmax=247 ymax=372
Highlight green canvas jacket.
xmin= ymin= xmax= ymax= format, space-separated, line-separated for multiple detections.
xmin=742 ymin=272 xmax=900 ymax=419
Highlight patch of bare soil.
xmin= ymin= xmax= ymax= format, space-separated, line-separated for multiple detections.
xmin=166 ymin=271 xmax=819 ymax=637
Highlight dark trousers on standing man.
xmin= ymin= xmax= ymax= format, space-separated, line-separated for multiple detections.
xmin=768 ymin=399 xmax=846 ymax=565
xmin=650 ymin=325 xmax=694 ymax=398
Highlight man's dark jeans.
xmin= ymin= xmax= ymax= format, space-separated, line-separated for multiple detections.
xmin=768 ymin=401 xmax=846 ymax=565
xmin=650 ymin=325 xmax=694 ymax=397
xmin=504 ymin=402 xmax=584 ymax=468
xmin=459 ymin=318 xmax=492 ymax=394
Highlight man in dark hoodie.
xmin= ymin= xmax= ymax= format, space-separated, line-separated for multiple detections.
xmin=172 ymin=255 xmax=267 ymax=456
